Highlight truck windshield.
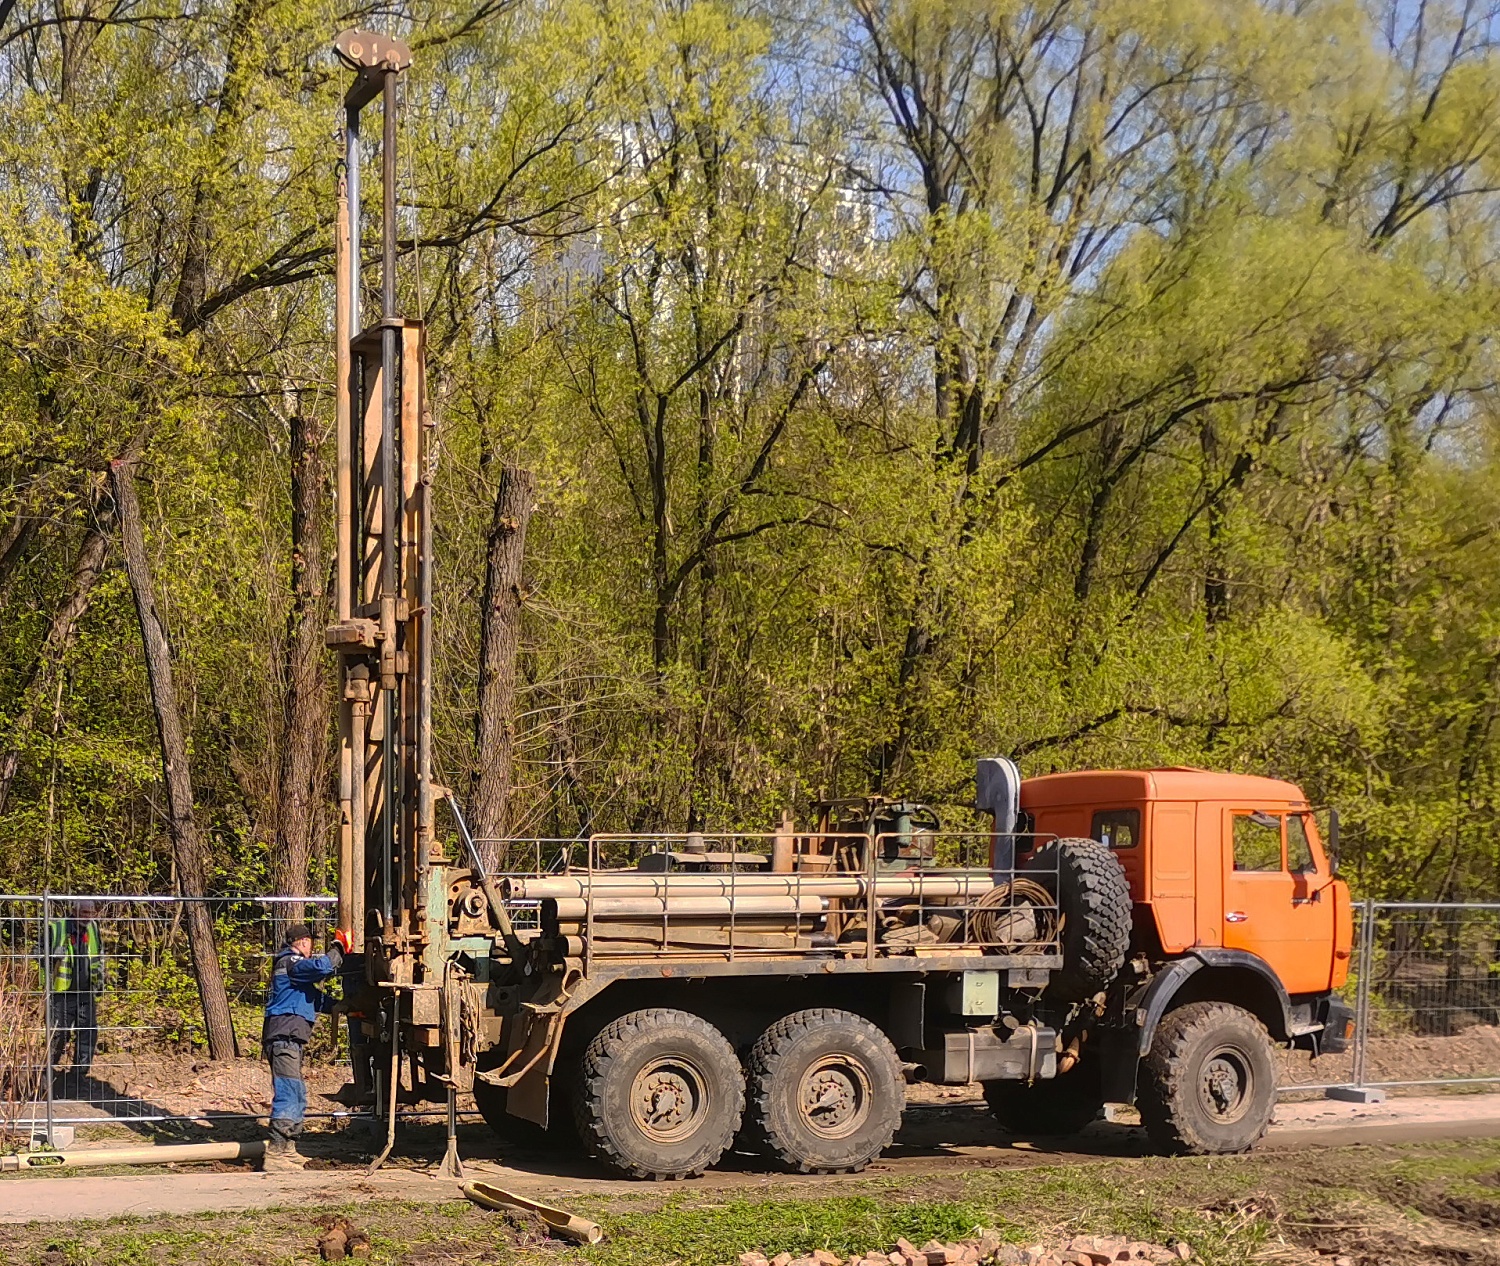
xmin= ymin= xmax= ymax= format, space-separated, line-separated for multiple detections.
xmin=1287 ymin=814 xmax=1316 ymax=873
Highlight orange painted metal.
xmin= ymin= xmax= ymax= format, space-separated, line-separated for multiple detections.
xmin=1019 ymin=767 xmax=1352 ymax=990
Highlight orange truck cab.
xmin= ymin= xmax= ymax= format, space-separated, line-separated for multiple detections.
xmin=1016 ymin=767 xmax=1356 ymax=1126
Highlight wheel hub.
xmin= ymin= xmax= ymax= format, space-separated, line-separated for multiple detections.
xmin=1198 ymin=1048 xmax=1251 ymax=1123
xmin=799 ymin=1057 xmax=871 ymax=1140
xmin=632 ymin=1058 xmax=707 ymax=1143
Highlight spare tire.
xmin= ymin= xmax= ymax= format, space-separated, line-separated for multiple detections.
xmin=1022 ymin=838 xmax=1131 ymax=1002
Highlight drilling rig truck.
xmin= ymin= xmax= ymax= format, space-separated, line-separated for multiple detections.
xmin=326 ymin=33 xmax=1356 ymax=1181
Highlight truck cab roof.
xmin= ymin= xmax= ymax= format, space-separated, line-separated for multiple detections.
xmin=1020 ymin=767 xmax=1309 ymax=808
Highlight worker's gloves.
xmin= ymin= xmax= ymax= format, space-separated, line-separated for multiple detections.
xmin=324 ymin=927 xmax=352 ymax=969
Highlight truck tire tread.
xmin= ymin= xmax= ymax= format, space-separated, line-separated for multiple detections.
xmin=1137 ymin=1000 xmax=1275 ymax=1156
xmin=573 ymin=1007 xmax=743 ymax=1180
xmin=744 ymin=1008 xmax=903 ymax=1175
xmin=1025 ymin=838 xmax=1131 ymax=1002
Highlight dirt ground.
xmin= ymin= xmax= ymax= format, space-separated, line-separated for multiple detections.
xmin=107 ymin=1025 xmax=1497 ymax=1120
xmin=15 ymin=1052 xmax=349 ymax=1123
xmin=160 ymin=1023 xmax=1500 ymax=1117
xmin=1277 ymin=1023 xmax=1500 ymax=1089
xmin=16 ymin=1022 xmax=1496 ymax=1144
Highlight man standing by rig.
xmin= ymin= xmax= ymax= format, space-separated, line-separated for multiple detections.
xmin=261 ymin=922 xmax=348 ymax=1171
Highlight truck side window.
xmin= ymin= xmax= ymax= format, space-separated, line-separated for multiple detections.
xmin=1287 ymin=814 xmax=1316 ymax=873
xmin=1091 ymin=809 xmax=1139 ymax=849
xmin=1232 ymin=812 xmax=1282 ymax=872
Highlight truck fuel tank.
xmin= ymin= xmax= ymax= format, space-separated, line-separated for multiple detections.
xmin=919 ymin=1024 xmax=1058 ymax=1084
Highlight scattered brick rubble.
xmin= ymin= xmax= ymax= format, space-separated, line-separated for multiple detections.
xmin=316 ymin=1216 xmax=372 ymax=1260
xmin=739 ymin=1231 xmax=1195 ymax=1266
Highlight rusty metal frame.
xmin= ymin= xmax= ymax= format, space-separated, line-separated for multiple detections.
xmin=329 ymin=28 xmax=426 ymax=961
xmin=329 ymin=27 xmax=433 ymax=1166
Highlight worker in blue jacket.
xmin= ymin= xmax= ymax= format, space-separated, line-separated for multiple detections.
xmin=261 ymin=922 xmax=349 ymax=1170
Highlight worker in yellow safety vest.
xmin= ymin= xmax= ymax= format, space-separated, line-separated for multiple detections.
xmin=46 ymin=899 xmax=102 ymax=1080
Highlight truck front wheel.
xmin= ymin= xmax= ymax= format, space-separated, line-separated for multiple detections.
xmin=1137 ymin=1001 xmax=1275 ymax=1155
xmin=743 ymin=1008 xmax=904 ymax=1174
xmin=572 ymin=1008 xmax=744 ymax=1180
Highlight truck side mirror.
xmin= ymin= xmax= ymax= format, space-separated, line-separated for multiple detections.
xmin=1327 ymin=808 xmax=1340 ymax=875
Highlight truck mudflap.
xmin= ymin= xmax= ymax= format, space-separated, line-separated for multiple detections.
xmin=1098 ymin=1025 xmax=1140 ymax=1106
xmin=477 ymin=965 xmax=586 ymax=1127
xmin=1313 ymin=994 xmax=1356 ymax=1055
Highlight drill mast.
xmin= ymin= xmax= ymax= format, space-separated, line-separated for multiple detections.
xmin=327 ymin=29 xmax=433 ymax=991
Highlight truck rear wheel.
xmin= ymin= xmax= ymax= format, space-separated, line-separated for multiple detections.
xmin=1137 ymin=1001 xmax=1275 ymax=1155
xmin=984 ymin=1059 xmax=1104 ymax=1137
xmin=743 ymin=1008 xmax=904 ymax=1174
xmin=1023 ymin=838 xmax=1131 ymax=1003
xmin=572 ymin=1008 xmax=744 ymax=1180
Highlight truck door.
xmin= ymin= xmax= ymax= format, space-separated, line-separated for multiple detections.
xmin=1221 ymin=810 xmax=1336 ymax=994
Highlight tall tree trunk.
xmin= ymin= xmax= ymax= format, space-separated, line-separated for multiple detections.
xmin=649 ymin=395 xmax=672 ymax=677
xmin=168 ymin=0 xmax=254 ymax=336
xmin=469 ymin=464 xmax=535 ymax=869
xmin=271 ymin=414 xmax=327 ymax=934
xmin=551 ymin=705 xmax=593 ymax=841
xmin=110 ymin=456 xmax=237 ymax=1060
xmin=0 ymin=480 xmax=114 ymax=815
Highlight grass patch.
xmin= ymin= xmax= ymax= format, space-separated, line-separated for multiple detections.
xmin=587 ymin=1194 xmax=1000 ymax=1266
xmin=5 ymin=1141 xmax=1500 ymax=1266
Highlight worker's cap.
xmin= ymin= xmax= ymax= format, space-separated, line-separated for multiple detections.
xmin=285 ymin=923 xmax=314 ymax=945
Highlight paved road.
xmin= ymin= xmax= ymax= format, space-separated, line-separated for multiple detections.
xmin=3 ymin=1093 xmax=1499 ymax=1224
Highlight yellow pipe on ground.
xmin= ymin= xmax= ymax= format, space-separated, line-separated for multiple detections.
xmin=0 ymin=1140 xmax=265 ymax=1173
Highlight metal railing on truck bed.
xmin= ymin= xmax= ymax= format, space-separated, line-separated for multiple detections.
xmin=482 ymin=832 xmax=1064 ymax=973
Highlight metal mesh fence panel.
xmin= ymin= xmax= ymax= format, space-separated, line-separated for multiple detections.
xmin=0 ymin=894 xmax=340 ymax=1137
xmin=1354 ymin=902 xmax=1500 ymax=1089
xmin=0 ymin=896 xmax=45 ymax=1142
xmin=1277 ymin=901 xmax=1500 ymax=1094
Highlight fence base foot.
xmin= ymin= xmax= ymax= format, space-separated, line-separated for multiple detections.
xmin=30 ymin=1126 xmax=74 ymax=1150
xmin=1325 ymin=1086 xmax=1387 ymax=1103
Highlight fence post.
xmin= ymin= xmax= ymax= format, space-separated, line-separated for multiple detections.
xmin=1353 ymin=898 xmax=1371 ymax=1087
xmin=1325 ymin=897 xmax=1387 ymax=1103
xmin=41 ymin=889 xmax=54 ymax=1148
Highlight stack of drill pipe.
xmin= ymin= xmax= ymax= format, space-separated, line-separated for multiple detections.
xmin=547 ymin=894 xmax=827 ymax=952
xmin=517 ymin=871 xmax=999 ymax=956
xmin=506 ymin=871 xmax=997 ymax=903
xmin=547 ymin=894 xmax=825 ymax=919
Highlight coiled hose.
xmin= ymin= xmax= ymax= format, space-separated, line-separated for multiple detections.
xmin=971 ymin=877 xmax=1059 ymax=951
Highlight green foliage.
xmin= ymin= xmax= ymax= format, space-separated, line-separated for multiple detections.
xmin=0 ymin=0 xmax=1497 ymax=901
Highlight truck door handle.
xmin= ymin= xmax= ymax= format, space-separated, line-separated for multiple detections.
xmin=1225 ymin=911 xmax=1248 ymax=923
